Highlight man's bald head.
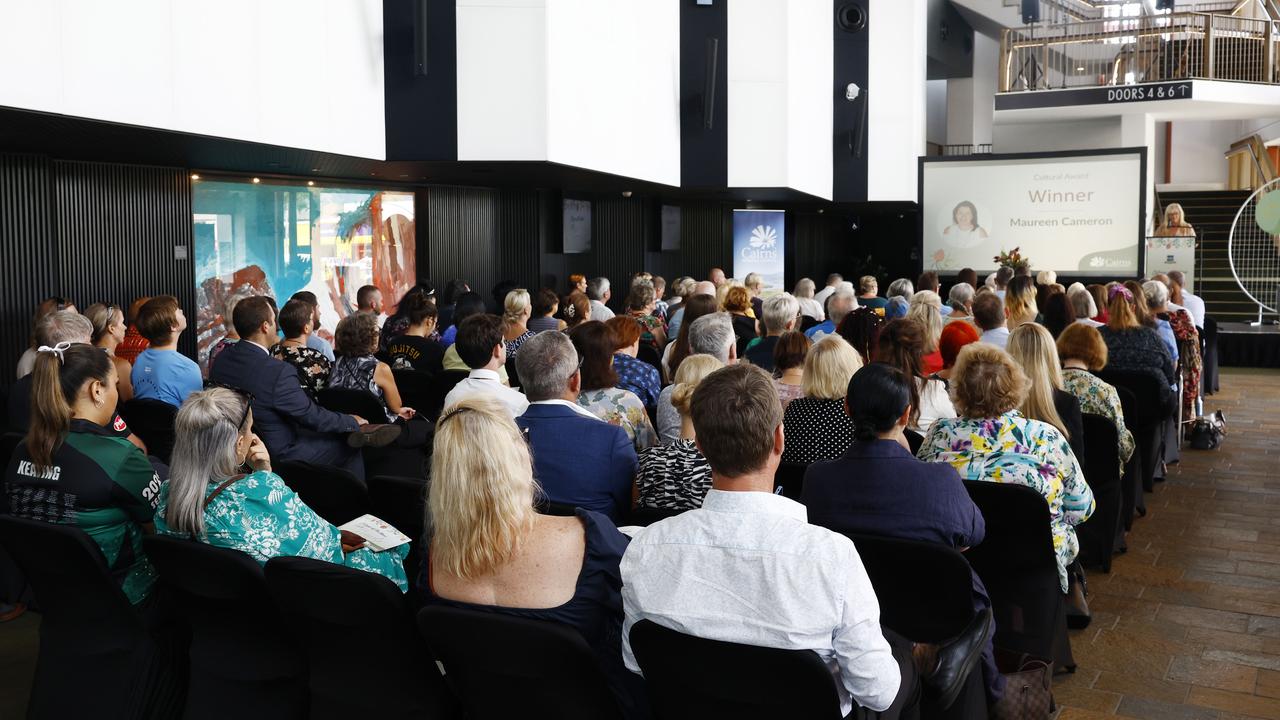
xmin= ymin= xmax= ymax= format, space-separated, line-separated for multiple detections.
xmin=692 ymin=280 xmax=717 ymax=297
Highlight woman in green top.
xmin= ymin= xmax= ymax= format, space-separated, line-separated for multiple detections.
xmin=154 ymin=388 xmax=408 ymax=591
xmin=4 ymin=342 xmax=163 ymax=605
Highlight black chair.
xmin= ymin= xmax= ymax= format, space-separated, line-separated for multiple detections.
xmin=144 ymin=535 xmax=307 ymax=720
xmin=845 ymin=534 xmax=988 ymax=719
xmin=119 ymin=397 xmax=178 ymax=464
xmin=317 ymin=387 xmax=387 ymax=423
xmin=799 ymin=315 xmax=820 ymax=333
xmin=393 ymin=368 xmax=434 ymax=415
xmin=275 ymin=459 xmax=371 ymax=525
xmin=0 ymin=516 xmax=182 ymax=719
xmin=637 ymin=343 xmax=664 ymax=379
xmin=1097 ymin=369 xmax=1171 ymax=497
xmin=536 ymin=499 xmax=580 ymax=517
xmin=629 ymin=619 xmax=847 ymax=719
xmin=1 ymin=431 xmax=22 ymax=465
xmin=1076 ymin=414 xmax=1122 ymax=572
xmin=1201 ymin=316 xmax=1219 ymax=395
xmin=426 ymin=370 xmax=471 ymax=420
xmin=369 ymin=474 xmax=428 ymax=540
xmin=505 ymin=356 xmax=522 ymax=389
xmin=905 ymin=428 xmax=925 ymax=456
xmin=625 ymin=505 xmax=686 ymax=526
xmin=265 ymin=557 xmax=460 ymax=719
xmin=417 ymin=605 xmax=623 ymax=720
xmin=962 ymin=481 xmax=1074 ymax=672
xmin=1108 ymin=384 xmax=1145 ymax=527
xmin=773 ymin=461 xmax=808 ymax=500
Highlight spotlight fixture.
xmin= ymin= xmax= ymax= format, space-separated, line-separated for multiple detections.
xmin=1076 ymin=66 xmax=1085 ymax=72
xmin=252 ymin=178 xmax=261 ymax=184
xmin=307 ymin=181 xmax=315 ymax=186
xmin=190 ymin=173 xmax=200 ymax=180
xmin=621 ymin=191 xmax=633 ymax=198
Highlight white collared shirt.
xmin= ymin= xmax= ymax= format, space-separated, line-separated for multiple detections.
xmin=245 ymin=339 xmax=272 ymax=355
xmin=620 ymin=489 xmax=901 ymax=715
xmin=980 ymin=326 xmax=1009 ymax=349
xmin=590 ymin=299 xmax=615 ymax=322
xmin=443 ymin=368 xmax=529 ymax=418
xmin=1180 ymin=290 xmax=1206 ymax=329
xmin=530 ymin=398 xmax=602 ymax=421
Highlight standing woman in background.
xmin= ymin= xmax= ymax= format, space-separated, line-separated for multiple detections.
xmin=1155 ymin=203 xmax=1194 ymax=237
xmin=86 ymin=303 xmax=135 ymax=403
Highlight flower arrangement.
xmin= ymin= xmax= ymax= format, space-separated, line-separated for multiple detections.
xmin=993 ymin=247 xmax=1031 ymax=272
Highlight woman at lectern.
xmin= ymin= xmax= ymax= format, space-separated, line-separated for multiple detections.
xmin=1155 ymin=203 xmax=1194 ymax=237
xmin=943 ymin=200 xmax=989 ymax=248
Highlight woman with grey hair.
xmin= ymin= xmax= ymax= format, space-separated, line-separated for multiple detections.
xmin=946 ymin=283 xmax=975 ymax=320
xmin=886 ymin=278 xmax=914 ymax=302
xmin=792 ymin=278 xmax=825 ymax=321
xmin=154 ymin=387 xmax=409 ymax=590
xmin=1066 ymin=283 xmax=1102 ymax=328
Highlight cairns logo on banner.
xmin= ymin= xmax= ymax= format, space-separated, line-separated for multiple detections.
xmin=732 ymin=209 xmax=785 ymax=290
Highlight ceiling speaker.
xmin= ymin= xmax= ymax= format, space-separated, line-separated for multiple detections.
xmin=837 ymin=3 xmax=867 ymax=33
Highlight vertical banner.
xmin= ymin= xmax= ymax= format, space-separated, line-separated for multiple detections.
xmin=732 ymin=209 xmax=786 ymax=291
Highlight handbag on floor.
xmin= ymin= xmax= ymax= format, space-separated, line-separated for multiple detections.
xmin=991 ymin=649 xmax=1053 ymax=720
xmin=1188 ymin=410 xmax=1226 ymax=450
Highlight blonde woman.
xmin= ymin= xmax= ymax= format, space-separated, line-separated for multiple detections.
xmin=154 ymin=388 xmax=408 ymax=590
xmin=85 ymin=302 xmax=135 ymax=402
xmin=1155 ymin=203 xmax=1194 ymax=237
xmin=1007 ymin=323 xmax=1085 ymax=464
xmin=635 ymin=355 xmax=722 ymax=511
xmin=422 ymin=396 xmax=645 ymax=718
xmin=781 ymin=335 xmax=863 ymax=464
xmin=1004 ymin=276 xmax=1039 ymax=326
xmin=502 ymin=288 xmax=535 ymax=357
xmin=906 ymin=290 xmax=945 ymax=375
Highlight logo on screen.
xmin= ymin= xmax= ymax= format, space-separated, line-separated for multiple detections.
xmin=1090 ymin=256 xmax=1106 ymax=268
xmin=750 ymin=225 xmax=778 ymax=249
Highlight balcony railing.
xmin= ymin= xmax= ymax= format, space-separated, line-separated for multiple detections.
xmin=999 ymin=11 xmax=1279 ymax=91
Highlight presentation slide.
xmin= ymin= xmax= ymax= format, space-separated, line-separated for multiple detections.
xmin=920 ymin=150 xmax=1145 ymax=277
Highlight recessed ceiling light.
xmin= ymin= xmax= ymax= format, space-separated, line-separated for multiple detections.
xmin=190 ymin=174 xmax=200 ymax=180
xmin=307 ymin=181 xmax=315 ymax=186
xmin=252 ymin=178 xmax=261 ymax=184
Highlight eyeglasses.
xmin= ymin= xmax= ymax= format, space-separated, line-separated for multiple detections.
xmin=204 ymin=380 xmax=254 ymax=430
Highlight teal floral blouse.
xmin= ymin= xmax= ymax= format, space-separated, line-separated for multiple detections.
xmin=1062 ymin=368 xmax=1135 ymax=465
xmin=155 ymin=470 xmax=409 ymax=592
xmin=578 ymin=387 xmax=659 ymax=452
xmin=916 ymin=410 xmax=1095 ymax=592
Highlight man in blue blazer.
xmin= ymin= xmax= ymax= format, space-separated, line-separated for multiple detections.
xmin=513 ymin=331 xmax=636 ymax=521
xmin=209 ymin=296 xmax=397 ymax=481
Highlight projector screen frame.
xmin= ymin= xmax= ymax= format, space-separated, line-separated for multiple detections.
xmin=917 ymin=146 xmax=1148 ymax=280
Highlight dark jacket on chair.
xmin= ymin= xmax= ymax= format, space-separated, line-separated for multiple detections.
xmin=516 ymin=402 xmax=637 ymax=522
xmin=209 ymin=341 xmax=359 ymax=470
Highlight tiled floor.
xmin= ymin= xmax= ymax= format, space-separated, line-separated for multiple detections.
xmin=1055 ymin=367 xmax=1280 ymax=720
xmin=1 ymin=369 xmax=1277 ymax=719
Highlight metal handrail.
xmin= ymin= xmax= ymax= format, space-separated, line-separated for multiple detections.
xmin=1226 ymin=134 xmax=1277 ymax=185
xmin=1000 ymin=11 xmax=1278 ymax=91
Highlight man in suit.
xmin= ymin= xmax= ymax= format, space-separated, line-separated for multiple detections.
xmin=514 ymin=331 xmax=636 ymax=521
xmin=209 ymin=296 xmax=398 ymax=481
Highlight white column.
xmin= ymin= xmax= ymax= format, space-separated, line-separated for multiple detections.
xmin=868 ymin=0 xmax=927 ymax=201
xmin=1121 ymin=113 xmax=1156 ymax=234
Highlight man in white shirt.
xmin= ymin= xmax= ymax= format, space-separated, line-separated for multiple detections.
xmin=813 ymin=273 xmax=843 ymax=312
xmin=442 ymin=314 xmax=529 ymax=419
xmin=587 ymin=277 xmax=616 ymax=321
xmin=973 ymin=293 xmax=1009 ymax=349
xmin=806 ymin=289 xmax=858 ymax=343
xmin=1168 ymin=271 xmax=1206 ymax=328
xmin=621 ymin=364 xmax=991 ymax=718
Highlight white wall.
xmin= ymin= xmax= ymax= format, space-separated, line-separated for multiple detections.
xmin=868 ymin=0 xmax=927 ymax=201
xmin=726 ymin=0 xmax=832 ymax=199
xmin=0 ymin=0 xmax=386 ymax=159
xmin=993 ymin=118 xmax=1123 ymax=153
xmin=1167 ymin=120 xmax=1234 ymax=187
xmin=945 ymin=32 xmax=997 ymax=148
xmin=456 ymin=0 xmax=681 ymax=186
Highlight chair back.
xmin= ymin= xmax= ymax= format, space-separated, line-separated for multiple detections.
xmin=505 ymin=356 xmax=522 ymax=389
xmin=905 ymin=428 xmax=924 ymax=455
xmin=119 ymin=398 xmax=178 ymax=463
xmin=625 ymin=505 xmax=686 ymax=527
xmin=536 ymin=499 xmax=580 ymax=517
xmin=1099 ymin=372 xmax=1164 ymax=496
xmin=629 ymin=619 xmax=845 ymax=720
xmin=0 ymin=516 xmax=170 ymax=718
xmin=1095 ymin=369 xmax=1168 ymax=428
xmin=427 ymin=370 xmax=472 ymax=419
xmin=1077 ymin=414 xmax=1122 ymax=571
xmin=143 ymin=534 xmax=307 ymax=719
xmin=845 ymin=533 xmax=975 ymax=643
xmin=417 ymin=605 xmax=623 ymax=720
xmin=369 ymin=474 xmax=428 ymax=540
xmin=392 ymin=368 xmax=434 ymax=414
xmin=799 ymin=315 xmax=820 ymax=332
xmin=265 ymin=557 xmax=459 ymax=719
xmin=773 ymin=461 xmax=808 ymax=500
xmin=317 ymin=387 xmax=387 ymax=422
xmin=275 ymin=459 xmax=371 ymax=526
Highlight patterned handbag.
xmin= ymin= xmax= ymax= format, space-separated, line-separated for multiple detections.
xmin=991 ymin=652 xmax=1053 ymax=720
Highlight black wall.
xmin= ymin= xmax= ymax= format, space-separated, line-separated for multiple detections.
xmin=0 ymin=154 xmax=196 ymax=387
xmin=384 ymin=0 xmax=458 ymax=161
xmin=833 ymin=1 xmax=871 ymax=202
xmin=680 ymin=1 xmax=729 ymax=189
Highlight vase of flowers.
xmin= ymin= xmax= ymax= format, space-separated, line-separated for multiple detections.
xmin=994 ymin=247 xmax=1030 ymax=273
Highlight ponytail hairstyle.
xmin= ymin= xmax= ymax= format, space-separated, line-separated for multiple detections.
xmin=846 ymin=363 xmax=913 ymax=442
xmin=165 ymin=388 xmax=251 ymax=538
xmin=27 ymin=343 xmax=113 ymax=473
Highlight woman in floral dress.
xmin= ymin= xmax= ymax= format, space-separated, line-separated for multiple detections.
xmin=569 ymin=321 xmax=658 ymax=452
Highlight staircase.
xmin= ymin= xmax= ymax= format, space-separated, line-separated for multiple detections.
xmin=1159 ymin=189 xmax=1260 ymax=323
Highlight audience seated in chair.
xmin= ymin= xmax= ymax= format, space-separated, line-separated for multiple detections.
xmin=907 ymin=290 xmax=946 ymax=375
xmin=836 ymin=306 xmax=885 ymax=366
xmin=916 ymin=343 xmax=1095 ymax=593
xmin=16 ymin=296 xmax=78 ymax=379
xmin=973 ymin=293 xmax=1009 ymax=350
xmin=933 ymin=320 xmax=980 ymax=385
xmin=772 ymin=330 xmax=809 ymax=411
xmin=624 ymin=282 xmax=667 ymax=350
xmin=743 ymin=293 xmax=800 ymax=373
xmin=1058 ymin=323 xmax=1135 ymax=466
xmin=85 ymin=303 xmax=135 ymax=403
xmin=4 ymin=342 xmax=163 ymax=606
xmin=442 ymin=313 xmax=529 ymax=419
xmin=154 ymin=388 xmax=408 ymax=590
xmin=805 ymin=288 xmax=857 ymax=342
xmin=130 ymin=295 xmax=202 ymax=408
xmin=1098 ymin=285 xmax=1175 ymax=404
xmin=663 ymin=288 xmax=717 ymax=377
xmin=208 ymin=296 xmax=399 ymax=482
xmin=421 ymin=396 xmax=647 ymax=718
xmin=781 ymin=335 xmax=862 ymax=464
xmin=877 ymin=318 xmax=956 ymax=435
xmin=802 ymin=363 xmax=1006 ymax=708
xmin=270 ymin=299 xmax=332 ymax=401
xmin=636 ymin=355 xmax=720 ymax=512
xmin=386 ymin=292 xmax=445 ymax=374
xmin=207 ymin=290 xmax=255 ymax=373
xmin=621 ymin=363 xmax=993 ymax=719
xmin=501 ymin=288 xmax=537 ymax=358
xmin=606 ymin=317 xmax=660 ymax=412
xmin=570 ymin=322 xmax=658 ymax=451
xmin=1008 ymin=322 xmax=1086 ymax=465
xmin=655 ymin=310 xmax=735 ymax=444
xmin=514 ymin=332 xmax=636 ymax=521
xmin=330 ymin=312 xmax=416 ymax=423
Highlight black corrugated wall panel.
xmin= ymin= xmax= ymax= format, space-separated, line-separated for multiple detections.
xmin=677 ymin=201 xmax=730 ymax=282
xmin=495 ymin=189 xmax=542 ymax=294
xmin=53 ymin=161 xmax=196 ymax=359
xmin=426 ymin=186 xmax=499 ymax=308
xmin=593 ymin=198 xmax=647 ymax=310
xmin=0 ymin=154 xmax=57 ymax=387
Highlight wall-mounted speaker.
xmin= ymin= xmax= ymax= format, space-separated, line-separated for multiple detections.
xmin=837 ymin=3 xmax=867 ymax=33
xmin=413 ymin=0 xmax=429 ymax=76
xmin=1021 ymin=0 xmax=1040 ymax=23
